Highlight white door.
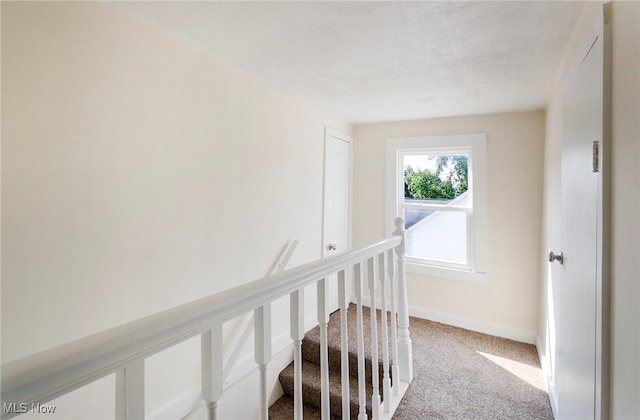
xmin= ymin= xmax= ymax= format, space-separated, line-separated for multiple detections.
xmin=553 ymin=16 xmax=606 ymax=420
xmin=323 ymin=128 xmax=352 ymax=312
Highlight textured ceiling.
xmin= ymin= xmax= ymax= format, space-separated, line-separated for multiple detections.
xmin=108 ymin=1 xmax=584 ymax=124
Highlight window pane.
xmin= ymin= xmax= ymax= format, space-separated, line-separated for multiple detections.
xmin=404 ymin=209 xmax=467 ymax=265
xmin=403 ymin=154 xmax=468 ymax=203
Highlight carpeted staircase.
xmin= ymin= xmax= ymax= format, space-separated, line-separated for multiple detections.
xmin=267 ymin=304 xmax=554 ymax=420
xmin=269 ymin=304 xmax=392 ymax=419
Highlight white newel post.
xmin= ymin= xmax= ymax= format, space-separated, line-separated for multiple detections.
xmin=202 ymin=325 xmax=223 ymax=420
xmin=115 ymin=360 xmax=144 ymax=420
xmin=393 ymin=217 xmax=413 ymax=383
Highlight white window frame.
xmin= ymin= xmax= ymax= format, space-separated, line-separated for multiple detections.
xmin=386 ymin=134 xmax=487 ymax=283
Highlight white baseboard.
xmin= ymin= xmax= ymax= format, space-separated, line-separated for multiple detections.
xmin=407 ymin=306 xmax=537 ymax=344
xmin=355 ymin=295 xmax=536 ymax=344
xmin=536 ymin=336 xmax=559 ymax=418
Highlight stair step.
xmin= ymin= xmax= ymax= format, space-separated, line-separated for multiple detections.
xmin=302 ymin=305 xmax=393 ymax=384
xmin=268 ymin=395 xmax=338 ymax=420
xmin=270 ymin=304 xmax=394 ymax=418
xmin=278 ymin=359 xmax=376 ymax=419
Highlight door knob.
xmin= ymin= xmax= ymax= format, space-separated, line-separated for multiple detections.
xmin=549 ymin=251 xmax=564 ymax=264
xmin=326 ymin=243 xmax=337 ymax=251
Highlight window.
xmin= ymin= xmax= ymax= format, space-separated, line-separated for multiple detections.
xmin=386 ymin=134 xmax=487 ymax=282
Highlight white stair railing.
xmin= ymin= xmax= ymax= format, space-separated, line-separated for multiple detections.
xmin=1 ymin=218 xmax=412 ymax=420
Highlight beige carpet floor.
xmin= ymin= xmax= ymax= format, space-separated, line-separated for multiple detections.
xmin=393 ymin=316 xmax=554 ymax=419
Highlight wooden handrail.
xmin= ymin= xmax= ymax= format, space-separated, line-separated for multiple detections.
xmin=1 ymin=235 xmax=402 ymax=418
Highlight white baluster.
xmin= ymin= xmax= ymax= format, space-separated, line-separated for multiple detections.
xmin=202 ymin=325 xmax=223 ymax=420
xmin=115 ymin=360 xmax=144 ymax=420
xmin=387 ymin=248 xmax=400 ymax=397
xmin=367 ymin=257 xmax=380 ymax=419
xmin=317 ymin=279 xmax=330 ymax=419
xmin=378 ymin=252 xmax=392 ymax=412
xmin=290 ymin=289 xmax=305 ymax=420
xmin=254 ymin=304 xmax=271 ymax=420
xmin=354 ymin=262 xmax=367 ymax=420
xmin=393 ymin=217 xmax=413 ymax=383
xmin=338 ymin=269 xmax=351 ymax=419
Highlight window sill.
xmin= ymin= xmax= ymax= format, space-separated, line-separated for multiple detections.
xmin=406 ymin=262 xmax=487 ymax=283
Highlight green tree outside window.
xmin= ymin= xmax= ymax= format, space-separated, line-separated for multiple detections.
xmin=404 ymin=155 xmax=468 ymax=200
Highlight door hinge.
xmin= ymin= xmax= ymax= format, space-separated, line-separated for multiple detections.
xmin=592 ymin=140 xmax=599 ymax=173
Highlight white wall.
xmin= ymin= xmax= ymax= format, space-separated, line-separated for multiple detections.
xmin=539 ymin=1 xmax=639 ymax=418
xmin=1 ymin=1 xmax=351 ymax=418
xmin=353 ymin=111 xmax=545 ymax=343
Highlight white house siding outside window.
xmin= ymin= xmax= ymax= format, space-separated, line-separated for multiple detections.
xmin=386 ymin=134 xmax=487 ymax=283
